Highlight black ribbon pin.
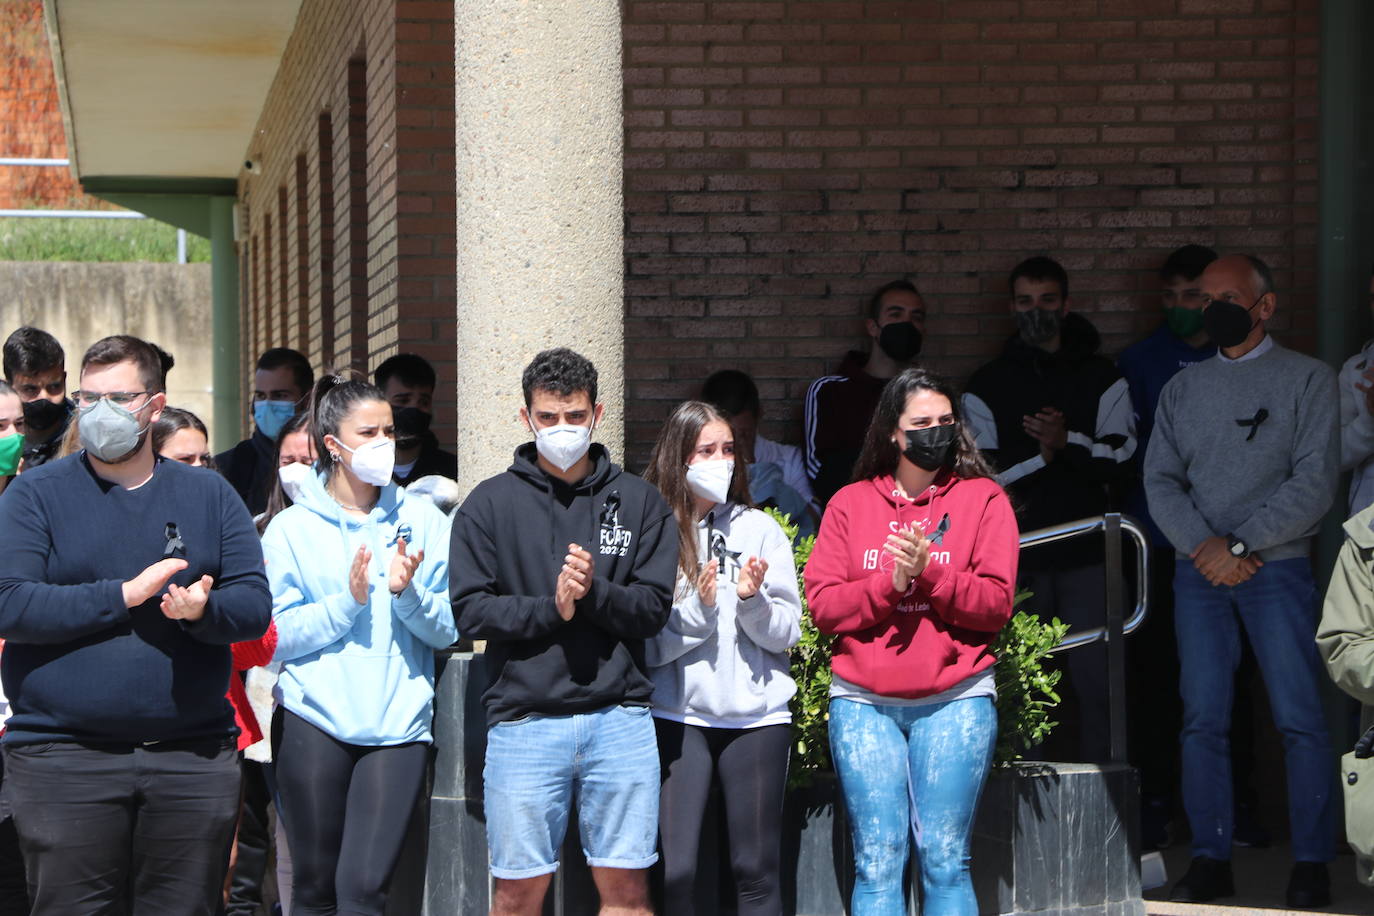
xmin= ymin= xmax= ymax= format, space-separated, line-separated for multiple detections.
xmin=162 ymin=523 xmax=186 ymax=559
xmin=1235 ymin=408 xmax=1269 ymax=442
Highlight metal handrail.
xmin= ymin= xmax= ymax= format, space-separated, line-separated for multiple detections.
xmin=1016 ymin=511 xmax=1148 ymax=764
xmin=1018 ymin=513 xmax=1150 ymax=652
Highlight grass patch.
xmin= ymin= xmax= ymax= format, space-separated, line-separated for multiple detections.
xmin=0 ymin=218 xmax=211 ymax=263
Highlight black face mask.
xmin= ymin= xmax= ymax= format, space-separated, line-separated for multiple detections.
xmin=902 ymin=424 xmax=958 ymax=471
xmin=1203 ymin=297 xmax=1261 ymax=349
xmin=392 ymin=407 xmax=433 ymax=448
xmin=22 ymin=397 xmax=69 ymax=432
xmin=1016 ymin=308 xmax=1061 ymax=346
xmin=878 ymin=322 xmax=923 ymax=363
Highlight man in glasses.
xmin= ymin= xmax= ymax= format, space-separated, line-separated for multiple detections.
xmin=1145 ymin=254 xmax=1338 ymax=908
xmin=2 ymin=327 xmax=73 ymax=470
xmin=0 ymin=335 xmax=271 ymax=915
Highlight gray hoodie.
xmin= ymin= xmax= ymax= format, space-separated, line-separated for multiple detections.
xmin=646 ymin=503 xmax=801 ymax=728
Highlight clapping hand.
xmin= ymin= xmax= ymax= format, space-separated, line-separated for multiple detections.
xmin=737 ymin=556 xmax=768 ymax=600
xmin=388 ymin=537 xmax=425 ymax=595
xmin=555 ymin=543 xmax=594 ymax=621
xmin=885 ymin=526 xmax=931 ymax=593
xmin=161 ymin=575 xmax=214 ymax=622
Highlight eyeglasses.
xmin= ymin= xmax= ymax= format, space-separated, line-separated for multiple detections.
xmin=72 ymin=390 xmax=153 ymax=408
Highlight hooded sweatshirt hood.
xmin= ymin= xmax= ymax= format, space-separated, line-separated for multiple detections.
xmin=450 ymin=443 xmax=679 ymax=725
xmin=262 ymin=466 xmax=457 ymax=745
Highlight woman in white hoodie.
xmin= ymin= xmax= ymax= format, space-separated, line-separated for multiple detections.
xmin=644 ymin=400 xmax=802 ymax=916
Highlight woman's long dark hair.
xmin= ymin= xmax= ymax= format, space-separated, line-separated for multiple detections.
xmin=256 ymin=410 xmax=313 ymax=535
xmin=151 ymin=406 xmax=210 ymax=463
xmin=644 ymin=400 xmax=752 ymax=588
xmin=851 ymin=368 xmax=995 ymax=484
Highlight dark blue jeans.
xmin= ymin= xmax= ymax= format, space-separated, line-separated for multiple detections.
xmin=1173 ymin=556 xmax=1336 ymax=862
xmin=830 ymin=695 xmax=996 ymax=916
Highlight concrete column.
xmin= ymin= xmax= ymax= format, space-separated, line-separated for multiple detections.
xmin=453 ymin=0 xmax=624 ymax=496
xmin=209 ymin=196 xmax=242 ymax=452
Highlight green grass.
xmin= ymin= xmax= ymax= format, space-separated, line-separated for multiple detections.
xmin=0 ymin=217 xmax=211 ymax=263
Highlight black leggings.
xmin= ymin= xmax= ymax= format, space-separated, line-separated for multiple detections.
xmin=273 ymin=709 xmax=428 ymax=916
xmin=655 ymin=719 xmax=790 ymax=916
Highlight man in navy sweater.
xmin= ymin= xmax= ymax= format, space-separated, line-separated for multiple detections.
xmin=0 ymin=335 xmax=271 ymax=915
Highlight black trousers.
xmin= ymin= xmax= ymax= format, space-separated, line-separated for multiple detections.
xmin=225 ymin=759 xmax=273 ymax=916
xmin=273 ymin=710 xmax=427 ymax=916
xmin=3 ymin=737 xmax=241 ymax=916
xmin=0 ymin=753 xmax=29 ymax=916
xmin=655 ymin=719 xmax=791 ymax=916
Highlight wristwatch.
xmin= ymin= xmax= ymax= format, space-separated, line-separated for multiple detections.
xmin=1226 ymin=534 xmax=1251 ymax=559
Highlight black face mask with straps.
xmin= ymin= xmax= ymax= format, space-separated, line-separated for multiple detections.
xmin=902 ymin=424 xmax=957 ymax=471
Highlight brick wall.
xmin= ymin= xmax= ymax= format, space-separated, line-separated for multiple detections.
xmin=238 ymin=0 xmax=456 ymax=435
xmin=620 ymin=0 xmax=1319 ymax=463
xmin=0 ymin=0 xmax=90 ymax=209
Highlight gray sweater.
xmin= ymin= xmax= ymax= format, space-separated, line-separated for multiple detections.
xmin=646 ymin=503 xmax=801 ymax=729
xmin=1144 ymin=338 xmax=1338 ymax=561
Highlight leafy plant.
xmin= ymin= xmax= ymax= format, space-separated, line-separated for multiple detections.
xmin=0 ymin=217 xmax=211 ymax=263
xmin=769 ymin=506 xmax=1068 ymax=784
xmin=991 ymin=595 xmax=1069 ymax=764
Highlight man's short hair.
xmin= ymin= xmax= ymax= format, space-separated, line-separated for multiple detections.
xmin=256 ymin=347 xmax=313 ymax=397
xmin=521 ymin=348 xmax=597 ymax=408
xmin=374 ymin=353 xmax=437 ymax=392
xmin=701 ymin=369 xmax=761 ymax=418
xmin=1245 ymin=254 xmax=1276 ymax=298
xmin=1009 ymin=256 xmax=1069 ymax=300
xmin=1159 ymin=244 xmax=1217 ymax=283
xmin=3 ymin=327 xmax=65 ymax=382
xmin=867 ymin=279 xmax=921 ymax=321
xmin=81 ymin=335 xmax=166 ymax=393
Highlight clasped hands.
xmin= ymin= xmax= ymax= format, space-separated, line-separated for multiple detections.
xmin=1192 ymin=536 xmax=1262 ymax=587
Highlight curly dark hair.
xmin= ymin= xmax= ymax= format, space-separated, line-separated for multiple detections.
xmin=521 ymin=348 xmax=598 ymax=408
xmin=851 ymin=368 xmax=995 ymax=484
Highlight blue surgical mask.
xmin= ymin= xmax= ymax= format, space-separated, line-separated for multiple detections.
xmin=254 ymin=400 xmax=296 ymax=440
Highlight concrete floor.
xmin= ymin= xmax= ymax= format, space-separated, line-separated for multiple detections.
xmin=1143 ymin=843 xmax=1374 ymax=916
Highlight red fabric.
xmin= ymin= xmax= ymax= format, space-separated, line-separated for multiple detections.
xmin=805 ymin=472 xmax=1020 ymax=699
xmin=226 ymin=621 xmax=277 ymax=751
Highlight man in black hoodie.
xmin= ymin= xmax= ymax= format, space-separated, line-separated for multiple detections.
xmin=450 ymin=348 xmax=677 ymax=916
xmin=963 ymin=256 xmax=1137 ymax=763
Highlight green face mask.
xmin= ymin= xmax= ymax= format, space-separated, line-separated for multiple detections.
xmin=0 ymin=433 xmax=23 ymax=477
xmin=1165 ymin=306 xmax=1206 ymax=340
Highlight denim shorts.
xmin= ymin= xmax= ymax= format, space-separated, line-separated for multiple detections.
xmin=483 ymin=703 xmax=660 ymax=879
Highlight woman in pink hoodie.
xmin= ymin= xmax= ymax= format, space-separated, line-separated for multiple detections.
xmin=805 ymin=368 xmax=1019 ymax=916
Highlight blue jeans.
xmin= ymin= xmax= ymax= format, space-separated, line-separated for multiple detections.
xmin=483 ymin=704 xmax=660 ymax=879
xmin=829 ymin=696 xmax=997 ymax=916
xmin=1173 ymin=557 xmax=1335 ymax=862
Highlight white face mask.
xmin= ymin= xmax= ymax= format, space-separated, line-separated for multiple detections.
xmin=686 ymin=459 xmax=734 ymax=505
xmin=532 ymin=422 xmax=593 ymax=472
xmin=278 ymin=461 xmax=312 ymax=503
xmin=335 ymin=437 xmax=396 ymax=487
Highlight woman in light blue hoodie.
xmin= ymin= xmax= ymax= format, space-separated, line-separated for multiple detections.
xmin=262 ymin=375 xmax=456 ymax=916
xmin=644 ymin=401 xmax=802 ymax=916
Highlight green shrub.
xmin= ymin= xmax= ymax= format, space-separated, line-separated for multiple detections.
xmin=770 ymin=507 xmax=1067 ymax=787
xmin=0 ymin=217 xmax=210 ymax=263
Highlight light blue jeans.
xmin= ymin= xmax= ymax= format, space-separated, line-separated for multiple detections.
xmin=1173 ymin=556 xmax=1335 ymax=862
xmin=483 ymin=704 xmax=660 ymax=879
xmin=829 ymin=695 xmax=997 ymax=916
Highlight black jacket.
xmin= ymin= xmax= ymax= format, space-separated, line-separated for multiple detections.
xmin=964 ymin=313 xmax=1135 ymax=568
xmin=394 ymin=432 xmax=458 ymax=486
xmin=215 ymin=430 xmax=276 ymax=515
xmin=449 ymin=443 xmax=678 ymax=724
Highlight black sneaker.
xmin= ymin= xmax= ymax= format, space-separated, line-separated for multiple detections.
xmin=1233 ymin=801 xmax=1272 ymax=848
xmin=1286 ymin=862 xmax=1331 ymax=909
xmin=1169 ymin=856 xmax=1235 ymax=903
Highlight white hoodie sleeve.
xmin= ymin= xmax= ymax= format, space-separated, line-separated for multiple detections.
xmin=734 ymin=513 xmax=802 ymax=653
xmin=645 ymin=580 xmax=718 ymax=668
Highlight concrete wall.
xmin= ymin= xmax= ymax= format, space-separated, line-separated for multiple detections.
xmin=0 ymin=261 xmax=216 ymax=432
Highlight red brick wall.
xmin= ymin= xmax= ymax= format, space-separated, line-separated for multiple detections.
xmin=620 ymin=0 xmax=1319 ymax=462
xmin=238 ymin=0 xmax=457 ymax=437
xmin=0 ymin=0 xmax=92 ymax=209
